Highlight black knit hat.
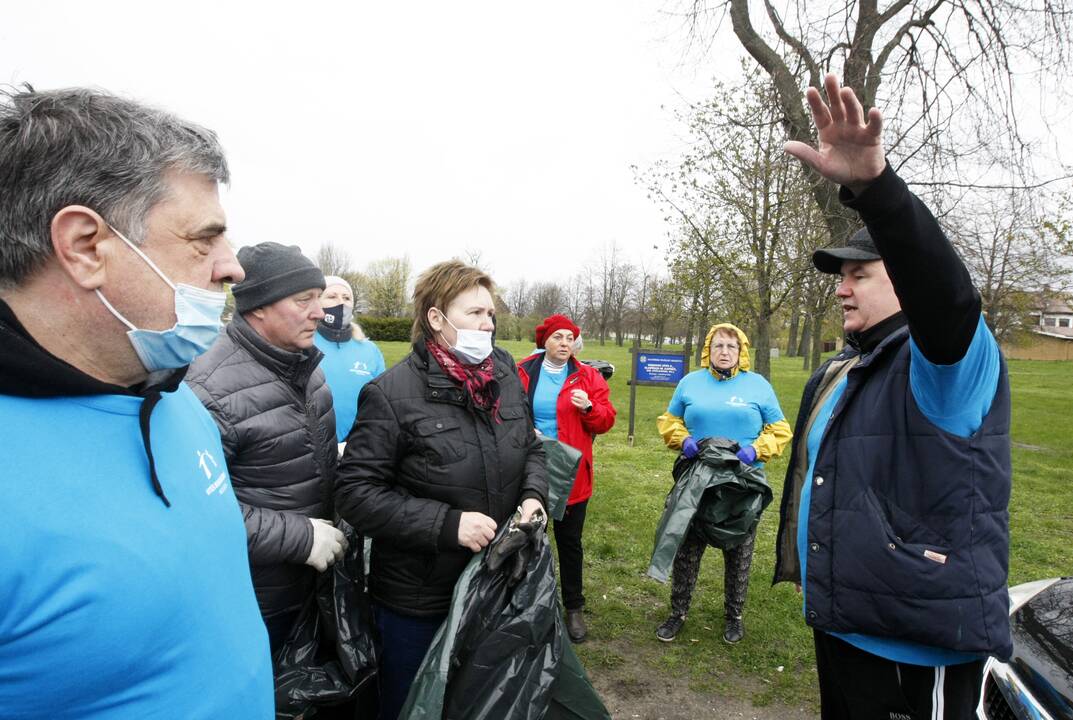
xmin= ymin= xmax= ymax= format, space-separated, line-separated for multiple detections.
xmin=812 ymin=227 xmax=882 ymax=274
xmin=232 ymin=242 xmax=325 ymax=313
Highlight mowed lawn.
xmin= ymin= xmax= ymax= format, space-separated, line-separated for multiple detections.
xmin=372 ymin=338 xmax=1073 ymax=708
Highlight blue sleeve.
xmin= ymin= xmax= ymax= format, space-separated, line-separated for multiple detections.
xmin=667 ymin=376 xmax=688 ymax=416
xmin=758 ymin=378 xmax=785 ymax=424
xmin=909 ymin=315 xmax=1000 ymax=437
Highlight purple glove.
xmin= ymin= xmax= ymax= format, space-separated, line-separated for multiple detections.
xmin=736 ymin=445 xmax=757 ymax=465
xmin=682 ymin=436 xmax=700 ymax=459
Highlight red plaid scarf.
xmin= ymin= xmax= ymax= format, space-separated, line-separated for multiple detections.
xmin=425 ymin=339 xmax=501 ymax=422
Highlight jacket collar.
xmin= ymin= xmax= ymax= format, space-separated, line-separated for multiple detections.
xmin=413 ymin=339 xmax=511 ymax=406
xmin=228 ymin=313 xmax=323 ymax=390
xmin=316 ymin=322 xmax=351 ymax=344
xmin=0 ymin=297 xmax=185 ymax=398
xmin=519 ymin=351 xmax=577 ymax=378
xmin=846 ymin=311 xmax=907 ymax=356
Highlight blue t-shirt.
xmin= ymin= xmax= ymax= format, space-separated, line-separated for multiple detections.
xmin=533 ymin=364 xmax=568 ymax=439
xmin=0 ymin=384 xmax=274 ymax=719
xmin=666 ymin=368 xmax=785 ymax=457
xmin=315 ymin=333 xmax=387 ymax=442
xmin=799 ymin=316 xmax=1000 ymax=666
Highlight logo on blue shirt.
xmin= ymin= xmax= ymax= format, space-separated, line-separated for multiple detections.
xmin=197 ymin=449 xmax=228 ymax=495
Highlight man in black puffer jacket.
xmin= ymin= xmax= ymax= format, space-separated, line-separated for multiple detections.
xmin=187 ymin=242 xmax=346 ymax=653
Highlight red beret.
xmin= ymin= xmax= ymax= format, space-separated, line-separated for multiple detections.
xmin=535 ymin=314 xmax=581 ymax=348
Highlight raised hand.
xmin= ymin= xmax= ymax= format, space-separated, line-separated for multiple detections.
xmin=784 ymin=74 xmax=886 ymax=195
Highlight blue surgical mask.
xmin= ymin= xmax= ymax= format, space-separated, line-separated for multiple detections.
xmin=96 ymin=226 xmax=227 ymax=372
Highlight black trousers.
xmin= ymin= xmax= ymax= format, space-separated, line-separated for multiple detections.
xmin=552 ymin=499 xmax=588 ymax=611
xmin=670 ymin=523 xmax=755 ymax=620
xmin=813 ymin=629 xmax=986 ymax=720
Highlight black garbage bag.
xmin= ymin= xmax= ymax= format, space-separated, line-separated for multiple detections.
xmin=647 ymin=438 xmax=772 ymax=582
xmin=274 ymin=520 xmax=377 ymax=719
xmin=400 ymin=509 xmax=610 ymax=720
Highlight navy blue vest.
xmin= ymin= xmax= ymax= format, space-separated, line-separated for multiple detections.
xmin=798 ymin=327 xmax=1012 ymax=660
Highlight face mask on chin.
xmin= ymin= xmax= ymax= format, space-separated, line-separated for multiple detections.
xmin=433 ymin=308 xmax=493 ymax=364
xmin=95 ymin=225 xmax=226 ymax=373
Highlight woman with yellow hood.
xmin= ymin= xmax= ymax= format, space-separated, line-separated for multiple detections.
xmin=654 ymin=322 xmax=792 ymax=644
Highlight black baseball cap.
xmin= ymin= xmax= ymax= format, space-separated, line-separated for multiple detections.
xmin=812 ymin=227 xmax=881 ymax=274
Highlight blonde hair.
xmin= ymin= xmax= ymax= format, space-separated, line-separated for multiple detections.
xmin=411 ymin=261 xmax=495 ymax=343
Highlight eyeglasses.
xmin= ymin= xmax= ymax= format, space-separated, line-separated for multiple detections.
xmin=712 ymin=343 xmax=739 ymax=352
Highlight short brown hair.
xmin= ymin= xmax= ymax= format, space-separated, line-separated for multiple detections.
xmin=411 ymin=260 xmax=496 ymax=343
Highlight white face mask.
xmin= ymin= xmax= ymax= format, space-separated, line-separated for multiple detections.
xmin=434 ymin=308 xmax=493 ymax=364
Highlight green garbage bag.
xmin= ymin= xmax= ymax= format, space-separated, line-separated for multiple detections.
xmin=399 ymin=517 xmax=609 ymax=720
xmin=542 ymin=437 xmax=583 ymax=521
xmin=647 ymin=438 xmax=772 ymax=583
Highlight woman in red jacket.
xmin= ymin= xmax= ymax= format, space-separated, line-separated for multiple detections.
xmin=517 ymin=314 xmax=616 ymax=643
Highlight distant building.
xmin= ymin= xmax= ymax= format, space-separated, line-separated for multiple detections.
xmin=1033 ymin=298 xmax=1073 ymax=336
xmin=1003 ymin=297 xmax=1073 ymax=361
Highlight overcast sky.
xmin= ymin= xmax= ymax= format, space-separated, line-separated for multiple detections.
xmin=3 ymin=1 xmax=745 ymax=288
xmin=5 ymin=2 xmax=1069 ymax=291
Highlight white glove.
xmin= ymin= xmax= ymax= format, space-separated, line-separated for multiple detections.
xmin=305 ymin=518 xmax=347 ymax=572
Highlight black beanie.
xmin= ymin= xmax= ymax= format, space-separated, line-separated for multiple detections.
xmin=232 ymin=242 xmax=325 ymax=313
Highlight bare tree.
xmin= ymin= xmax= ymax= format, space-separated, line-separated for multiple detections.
xmin=610 ymin=262 xmax=637 ymax=346
xmin=646 ymin=74 xmax=817 ymax=378
xmin=506 ymin=279 xmax=532 ymax=317
xmin=944 ymin=189 xmax=1073 ymax=342
xmin=585 ymin=243 xmax=629 ymax=344
xmin=802 ymin=268 xmax=840 ymax=371
xmin=676 ymin=0 xmax=1072 ymax=249
xmin=316 ymin=241 xmax=353 ymax=276
xmin=563 ymin=274 xmax=587 ymax=324
xmin=530 ymin=282 xmax=566 ymax=318
xmin=664 ymin=225 xmax=723 ymax=362
xmin=647 ymin=276 xmax=683 ymax=348
xmin=461 ymin=249 xmax=488 ymax=272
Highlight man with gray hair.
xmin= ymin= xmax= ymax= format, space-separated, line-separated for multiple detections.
xmin=0 ymin=86 xmax=273 ymax=718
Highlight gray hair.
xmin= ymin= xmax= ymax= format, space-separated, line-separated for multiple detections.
xmin=0 ymin=84 xmax=229 ymax=289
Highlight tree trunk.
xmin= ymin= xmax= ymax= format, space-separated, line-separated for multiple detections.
xmin=683 ymin=285 xmax=700 ymax=362
xmin=786 ymin=287 xmax=801 ymax=356
xmin=752 ymin=313 xmax=771 ymax=380
xmin=694 ymin=295 xmax=711 ymax=368
xmin=808 ymin=303 xmax=824 ymax=372
xmin=798 ymin=317 xmax=811 ymax=369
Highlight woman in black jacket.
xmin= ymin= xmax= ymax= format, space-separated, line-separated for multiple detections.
xmin=334 ymin=261 xmax=547 ymax=720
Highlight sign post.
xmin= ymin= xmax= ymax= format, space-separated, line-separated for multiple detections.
xmin=627 ymin=343 xmax=689 ymax=446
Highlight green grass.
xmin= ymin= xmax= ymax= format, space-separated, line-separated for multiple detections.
xmin=373 ymin=339 xmax=1073 ymax=708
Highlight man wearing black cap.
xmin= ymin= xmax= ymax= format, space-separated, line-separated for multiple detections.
xmin=187 ymin=241 xmax=347 ymax=653
xmin=772 ymin=75 xmax=1011 ymax=719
